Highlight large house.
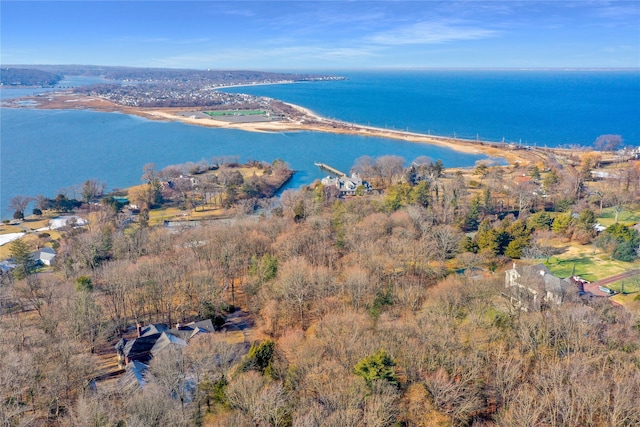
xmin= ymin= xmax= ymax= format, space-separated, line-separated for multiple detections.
xmin=321 ymin=173 xmax=370 ymax=196
xmin=115 ymin=319 xmax=215 ymax=392
xmin=505 ymin=263 xmax=574 ymax=311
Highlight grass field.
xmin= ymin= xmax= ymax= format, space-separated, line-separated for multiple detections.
xmin=611 ymin=292 xmax=640 ymax=314
xmin=606 ymin=274 xmax=640 ymax=294
xmin=204 ymin=110 xmax=266 ymax=117
xmin=596 ymin=207 xmax=640 ymax=227
xmin=544 ymin=242 xmax=638 ymax=281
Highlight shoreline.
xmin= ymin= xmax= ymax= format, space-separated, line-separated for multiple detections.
xmin=1 ymin=91 xmax=542 ymax=164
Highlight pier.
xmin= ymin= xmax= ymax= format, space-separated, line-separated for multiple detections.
xmin=314 ymin=162 xmax=347 ymax=177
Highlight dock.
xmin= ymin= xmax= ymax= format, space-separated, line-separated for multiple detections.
xmin=314 ymin=161 xmax=347 ymax=177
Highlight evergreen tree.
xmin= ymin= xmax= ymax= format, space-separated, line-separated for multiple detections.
xmin=527 ymin=211 xmax=553 ymax=231
xmin=10 ymin=238 xmax=34 ymax=279
xmin=354 ymin=349 xmax=398 ymax=387
xmin=410 ymin=180 xmax=431 ymax=208
xmin=552 ymin=212 xmax=573 ymax=236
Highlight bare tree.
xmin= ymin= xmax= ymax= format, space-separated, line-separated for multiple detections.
xmin=9 ymin=195 xmax=31 ymax=218
xmin=594 ymin=134 xmax=623 ymax=152
xmin=376 ymin=155 xmax=405 ymax=187
xmin=81 ymin=179 xmax=106 ymax=204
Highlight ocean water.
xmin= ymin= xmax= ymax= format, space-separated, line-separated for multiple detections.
xmin=1 ymin=70 xmax=638 ymax=219
xmin=223 ymin=70 xmax=640 ymax=147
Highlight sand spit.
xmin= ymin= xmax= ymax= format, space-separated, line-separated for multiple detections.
xmin=4 ymin=92 xmax=538 ymax=164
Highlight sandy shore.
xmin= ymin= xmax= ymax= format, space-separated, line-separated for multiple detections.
xmin=3 ymin=91 xmax=537 ymax=164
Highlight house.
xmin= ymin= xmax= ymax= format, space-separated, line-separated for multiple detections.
xmin=166 ymin=319 xmax=215 ymax=342
xmin=150 ymin=332 xmax=187 ymax=358
xmin=0 ymin=259 xmax=16 ymax=274
xmin=117 ymin=360 xmax=149 ymax=393
xmin=321 ymin=173 xmax=370 ymax=196
xmin=115 ymin=320 xmax=215 ymax=377
xmin=49 ymin=215 xmax=88 ymax=230
xmin=505 ymin=263 xmax=573 ymax=311
xmin=31 ymin=247 xmax=56 ymax=266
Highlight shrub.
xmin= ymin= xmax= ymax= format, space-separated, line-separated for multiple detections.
xmin=239 ymin=340 xmax=275 ymax=375
xmin=75 ymin=275 xmax=93 ymax=292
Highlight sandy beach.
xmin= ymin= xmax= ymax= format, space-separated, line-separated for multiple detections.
xmin=3 ymin=91 xmax=536 ymax=164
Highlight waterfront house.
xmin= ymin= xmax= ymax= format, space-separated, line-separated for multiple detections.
xmin=321 ymin=173 xmax=370 ymax=196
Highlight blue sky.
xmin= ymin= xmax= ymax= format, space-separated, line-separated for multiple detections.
xmin=2 ymin=1 xmax=639 ymax=69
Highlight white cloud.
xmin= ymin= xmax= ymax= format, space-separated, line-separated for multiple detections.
xmin=368 ymin=20 xmax=500 ymax=45
xmin=152 ymin=45 xmax=378 ymax=69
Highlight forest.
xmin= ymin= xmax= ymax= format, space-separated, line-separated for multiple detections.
xmin=0 ymin=68 xmax=63 ymax=87
xmin=1 ymin=151 xmax=640 ymax=426
xmin=3 ymin=64 xmax=341 ymax=85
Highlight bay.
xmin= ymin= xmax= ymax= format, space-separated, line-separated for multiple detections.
xmin=2 ymin=69 xmax=637 ymax=220
xmin=0 ymin=108 xmax=488 ymax=219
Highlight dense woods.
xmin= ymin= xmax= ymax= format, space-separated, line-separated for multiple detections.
xmin=2 ymin=152 xmax=640 ymax=426
xmin=1 ymin=68 xmax=63 ymax=87
xmin=2 ymin=65 xmax=341 ymax=90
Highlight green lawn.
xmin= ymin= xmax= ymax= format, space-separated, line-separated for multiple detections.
xmin=544 ymin=252 xmax=636 ymax=281
xmin=596 ymin=207 xmax=640 ymax=227
xmin=204 ymin=110 xmax=266 ymax=117
xmin=606 ymin=274 xmax=640 ymax=294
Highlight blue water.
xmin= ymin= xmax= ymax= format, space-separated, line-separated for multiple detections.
xmin=223 ymin=70 xmax=640 ymax=147
xmin=0 ymin=108 xmax=488 ymax=219
xmin=0 ymin=75 xmax=111 ymax=100
xmin=1 ymin=70 xmax=638 ymax=219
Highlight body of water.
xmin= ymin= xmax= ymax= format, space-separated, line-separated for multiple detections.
xmin=223 ymin=70 xmax=640 ymax=147
xmin=1 ymin=70 xmax=638 ymax=219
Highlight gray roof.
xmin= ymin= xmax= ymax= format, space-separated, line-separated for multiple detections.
xmin=123 ymin=333 xmax=161 ymax=360
xmin=510 ymin=263 xmax=572 ymax=300
xmin=150 ymin=332 xmax=187 ymax=357
xmin=140 ymin=323 xmax=170 ymax=337
xmin=167 ymin=319 xmax=215 ymax=342
xmin=31 ymin=247 xmax=57 ymax=263
xmin=117 ymin=360 xmax=149 ymax=393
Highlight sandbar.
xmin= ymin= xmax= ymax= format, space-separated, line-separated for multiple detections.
xmin=2 ymin=92 xmax=542 ymax=164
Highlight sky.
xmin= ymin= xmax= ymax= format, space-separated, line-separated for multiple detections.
xmin=2 ymin=1 xmax=639 ymax=70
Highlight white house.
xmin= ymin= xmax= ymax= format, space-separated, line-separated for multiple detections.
xmin=32 ymin=247 xmax=57 ymax=266
xmin=321 ymin=173 xmax=370 ymax=196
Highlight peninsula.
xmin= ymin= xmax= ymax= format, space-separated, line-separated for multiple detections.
xmin=1 ymin=65 xmax=559 ymax=165
xmin=4 ymin=91 xmax=536 ymax=165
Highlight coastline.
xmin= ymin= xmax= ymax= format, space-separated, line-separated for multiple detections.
xmin=2 ymin=91 xmax=536 ymax=164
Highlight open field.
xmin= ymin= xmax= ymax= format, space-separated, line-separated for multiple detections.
xmin=606 ymin=273 xmax=640 ymax=294
xmin=596 ymin=207 xmax=640 ymax=227
xmin=148 ymin=207 xmax=189 ymax=226
xmin=0 ymin=224 xmax=25 ymax=234
xmin=147 ymin=204 xmax=232 ymax=226
xmin=544 ymin=242 xmax=639 ymax=281
xmin=204 ymin=109 xmax=265 ymax=116
xmin=611 ymin=292 xmax=640 ymax=314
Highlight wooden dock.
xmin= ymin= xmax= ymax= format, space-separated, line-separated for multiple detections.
xmin=314 ymin=162 xmax=347 ymax=177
